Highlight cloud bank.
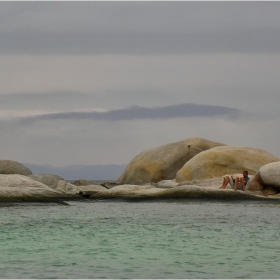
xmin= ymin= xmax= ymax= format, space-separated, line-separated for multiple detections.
xmin=16 ymin=103 xmax=241 ymax=124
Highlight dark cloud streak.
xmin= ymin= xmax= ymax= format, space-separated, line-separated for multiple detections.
xmin=18 ymin=103 xmax=241 ymax=124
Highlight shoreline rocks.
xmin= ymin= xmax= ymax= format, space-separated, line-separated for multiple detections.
xmin=84 ymin=185 xmax=280 ymax=201
xmin=1 ymin=137 xmax=280 ymax=203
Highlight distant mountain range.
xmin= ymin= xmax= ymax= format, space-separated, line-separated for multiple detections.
xmin=23 ymin=163 xmax=127 ymax=181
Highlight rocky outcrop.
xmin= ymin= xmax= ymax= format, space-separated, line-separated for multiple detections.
xmin=176 ymin=146 xmax=279 ymax=182
xmin=101 ymin=181 xmax=119 ymax=189
xmin=246 ymin=162 xmax=280 ymax=195
xmin=0 ymin=160 xmax=32 ymax=176
xmin=0 ymin=174 xmax=68 ymax=202
xmin=72 ymin=179 xmax=98 ymax=186
xmin=117 ymin=137 xmax=225 ymax=185
xmin=53 ymin=180 xmax=107 ymax=194
xmin=259 ymin=162 xmax=280 ymax=191
xmin=28 ymin=174 xmax=64 ymax=188
xmin=84 ymin=184 xmax=275 ymax=201
xmin=152 ymin=180 xmax=179 ymax=188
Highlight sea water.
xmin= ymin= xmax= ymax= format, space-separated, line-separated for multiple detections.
xmin=1 ymin=199 xmax=280 ymax=279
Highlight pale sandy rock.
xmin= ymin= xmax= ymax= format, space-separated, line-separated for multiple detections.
xmin=0 ymin=160 xmax=32 ymax=176
xmin=109 ymin=184 xmax=155 ymax=192
xmin=246 ymin=162 xmax=280 ymax=195
xmin=53 ymin=180 xmax=107 ymax=194
xmin=246 ymin=174 xmax=278 ymax=195
xmin=87 ymin=185 xmax=275 ymax=200
xmin=101 ymin=182 xmax=119 ymax=189
xmin=153 ymin=180 xmax=179 ymax=188
xmin=0 ymin=174 xmax=67 ymax=202
xmin=87 ymin=184 xmax=160 ymax=199
xmin=117 ymin=137 xmax=225 ymax=185
xmin=178 ymin=177 xmax=226 ymax=188
xmin=83 ymin=184 xmax=156 ymax=199
xmin=176 ymin=146 xmax=279 ymax=182
xmin=258 ymin=162 xmax=280 ymax=191
xmin=72 ymin=179 xmax=98 ymax=186
xmin=28 ymin=174 xmax=64 ymax=188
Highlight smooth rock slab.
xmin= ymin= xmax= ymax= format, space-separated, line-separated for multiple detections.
xmin=28 ymin=174 xmax=64 ymax=188
xmin=53 ymin=180 xmax=107 ymax=194
xmin=0 ymin=174 xmax=69 ymax=202
xmin=87 ymin=185 xmax=276 ymax=201
xmin=72 ymin=179 xmax=98 ymax=186
xmin=152 ymin=180 xmax=179 ymax=188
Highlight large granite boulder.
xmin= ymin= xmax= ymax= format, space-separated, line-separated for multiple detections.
xmin=259 ymin=162 xmax=280 ymax=191
xmin=117 ymin=137 xmax=225 ymax=185
xmin=28 ymin=174 xmax=64 ymax=188
xmin=176 ymin=146 xmax=280 ymax=182
xmin=246 ymin=162 xmax=280 ymax=195
xmin=0 ymin=174 xmax=68 ymax=202
xmin=0 ymin=160 xmax=32 ymax=176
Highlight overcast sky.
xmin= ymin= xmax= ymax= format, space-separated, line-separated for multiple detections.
xmin=1 ymin=2 xmax=280 ymax=166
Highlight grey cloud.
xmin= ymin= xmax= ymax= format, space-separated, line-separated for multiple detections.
xmin=1 ymin=2 xmax=280 ymax=55
xmin=1 ymin=29 xmax=280 ymax=56
xmin=18 ymin=103 xmax=241 ymax=124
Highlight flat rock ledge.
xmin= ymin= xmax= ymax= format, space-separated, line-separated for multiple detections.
xmin=80 ymin=185 xmax=280 ymax=201
xmin=1 ymin=175 xmax=280 ymax=203
xmin=0 ymin=174 xmax=78 ymax=203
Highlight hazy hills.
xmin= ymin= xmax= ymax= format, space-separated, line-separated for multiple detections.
xmin=23 ymin=163 xmax=127 ymax=181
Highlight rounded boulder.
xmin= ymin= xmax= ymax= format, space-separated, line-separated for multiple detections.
xmin=0 ymin=160 xmax=32 ymax=176
xmin=28 ymin=174 xmax=64 ymax=188
xmin=117 ymin=137 xmax=225 ymax=185
xmin=176 ymin=146 xmax=279 ymax=182
xmin=0 ymin=174 xmax=66 ymax=202
xmin=258 ymin=161 xmax=280 ymax=191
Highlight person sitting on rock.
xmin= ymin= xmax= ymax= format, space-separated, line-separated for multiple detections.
xmin=219 ymin=171 xmax=250 ymax=190
xmin=234 ymin=170 xmax=250 ymax=191
xmin=219 ymin=174 xmax=235 ymax=189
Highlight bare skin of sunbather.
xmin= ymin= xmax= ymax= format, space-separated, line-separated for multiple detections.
xmin=234 ymin=171 xmax=249 ymax=191
xmin=219 ymin=171 xmax=249 ymax=191
xmin=219 ymin=175 xmax=234 ymax=189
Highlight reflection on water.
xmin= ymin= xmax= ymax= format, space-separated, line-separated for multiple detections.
xmin=1 ymin=200 xmax=280 ymax=278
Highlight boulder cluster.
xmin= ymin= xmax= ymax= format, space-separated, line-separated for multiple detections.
xmin=1 ymin=136 xmax=280 ymax=202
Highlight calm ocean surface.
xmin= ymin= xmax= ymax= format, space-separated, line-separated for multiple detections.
xmin=1 ymin=199 xmax=280 ymax=279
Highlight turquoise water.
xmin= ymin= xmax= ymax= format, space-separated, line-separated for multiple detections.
xmin=1 ymin=199 xmax=280 ymax=279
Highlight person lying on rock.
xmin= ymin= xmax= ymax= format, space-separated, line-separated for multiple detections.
xmin=219 ymin=171 xmax=250 ymax=191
